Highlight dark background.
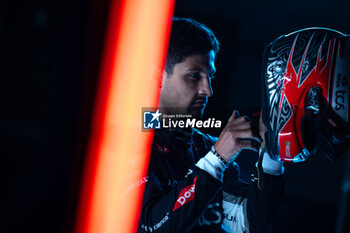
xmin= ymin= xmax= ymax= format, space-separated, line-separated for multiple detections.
xmin=1 ymin=0 xmax=350 ymax=232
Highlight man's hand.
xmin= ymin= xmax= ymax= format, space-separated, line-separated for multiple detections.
xmin=259 ymin=110 xmax=267 ymax=150
xmin=214 ymin=110 xmax=262 ymax=162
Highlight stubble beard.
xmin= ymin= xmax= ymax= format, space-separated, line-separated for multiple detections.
xmin=189 ymin=107 xmax=204 ymax=119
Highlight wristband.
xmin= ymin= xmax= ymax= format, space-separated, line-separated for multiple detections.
xmin=211 ymin=146 xmax=230 ymax=169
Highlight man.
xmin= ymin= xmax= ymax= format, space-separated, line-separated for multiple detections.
xmin=138 ymin=18 xmax=285 ymax=233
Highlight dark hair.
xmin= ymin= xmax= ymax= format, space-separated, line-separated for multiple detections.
xmin=165 ymin=17 xmax=220 ymax=74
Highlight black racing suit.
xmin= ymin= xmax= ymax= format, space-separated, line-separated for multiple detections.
xmin=138 ymin=128 xmax=284 ymax=233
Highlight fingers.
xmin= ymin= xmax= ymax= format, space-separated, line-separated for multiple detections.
xmin=228 ymin=110 xmax=239 ymax=122
xmin=231 ymin=115 xmax=251 ymax=125
xmin=259 ymin=110 xmax=267 ymax=131
xmin=234 ymin=130 xmax=262 ymax=143
xmin=225 ymin=116 xmax=262 ymax=142
xmin=259 ymin=109 xmax=267 ymax=148
xmin=229 ymin=121 xmax=251 ymax=130
xmin=216 ymin=110 xmax=262 ymax=161
xmin=239 ymin=140 xmax=260 ymax=152
xmin=227 ymin=116 xmax=252 ymax=129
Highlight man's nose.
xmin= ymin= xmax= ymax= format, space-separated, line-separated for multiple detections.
xmin=198 ymin=77 xmax=213 ymax=97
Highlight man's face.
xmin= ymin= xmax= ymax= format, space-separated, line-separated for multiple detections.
xmin=159 ymin=50 xmax=216 ymax=118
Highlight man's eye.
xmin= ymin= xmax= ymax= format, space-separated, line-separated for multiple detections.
xmin=189 ymin=73 xmax=201 ymax=80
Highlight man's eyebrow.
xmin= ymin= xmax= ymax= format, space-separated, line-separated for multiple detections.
xmin=184 ymin=68 xmax=216 ymax=73
xmin=184 ymin=68 xmax=204 ymax=72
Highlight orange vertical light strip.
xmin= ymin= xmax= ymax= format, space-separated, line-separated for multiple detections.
xmin=75 ymin=1 xmax=175 ymax=233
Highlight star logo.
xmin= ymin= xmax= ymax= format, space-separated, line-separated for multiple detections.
xmin=143 ymin=109 xmax=162 ymax=129
xmin=150 ymin=109 xmax=162 ymax=123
